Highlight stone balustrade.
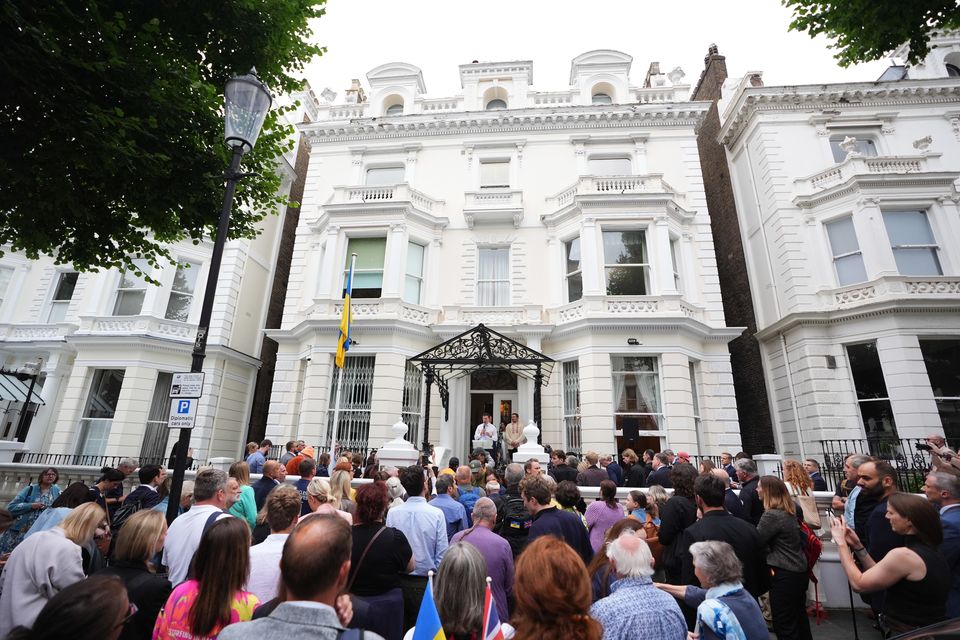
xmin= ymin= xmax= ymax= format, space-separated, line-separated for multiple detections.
xmin=795 ymin=153 xmax=940 ymax=195
xmin=819 ymin=275 xmax=960 ymax=309
xmin=327 ymin=183 xmax=443 ymax=214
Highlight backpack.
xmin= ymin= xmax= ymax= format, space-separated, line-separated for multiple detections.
xmin=458 ymin=486 xmax=481 ymax=515
xmin=495 ymin=495 xmax=531 ymax=556
xmin=799 ymin=519 xmax=826 ymax=624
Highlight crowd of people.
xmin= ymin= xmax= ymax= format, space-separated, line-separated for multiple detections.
xmin=0 ymin=433 xmax=956 ymax=639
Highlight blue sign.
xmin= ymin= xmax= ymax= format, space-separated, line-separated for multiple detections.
xmin=177 ymin=400 xmax=191 ymax=414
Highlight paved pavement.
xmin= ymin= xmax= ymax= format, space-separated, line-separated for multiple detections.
xmin=807 ymin=608 xmax=884 ymax=640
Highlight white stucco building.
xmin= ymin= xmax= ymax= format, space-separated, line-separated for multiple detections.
xmin=265 ymin=51 xmax=745 ymax=461
xmin=716 ymin=32 xmax=960 ymax=458
xmin=0 ymin=161 xmax=296 ymax=463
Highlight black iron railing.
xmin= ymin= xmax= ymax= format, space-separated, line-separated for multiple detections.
xmin=11 ymin=452 xmax=202 ymax=471
xmin=817 ymin=437 xmax=933 ymax=493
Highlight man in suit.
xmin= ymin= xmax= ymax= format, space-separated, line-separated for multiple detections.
xmin=924 ymin=471 xmax=960 ymax=617
xmin=720 ymin=451 xmax=737 ymax=483
xmin=734 ymin=457 xmax=763 ymax=525
xmin=219 ymin=514 xmax=385 ymax=640
xmin=252 ymin=460 xmax=286 ymax=511
xmin=601 ymin=453 xmax=624 ymax=486
xmin=803 ymin=458 xmax=828 ymax=491
xmin=576 ymin=451 xmax=609 ymax=486
xmin=549 ymin=450 xmax=578 ymax=484
xmin=644 ymin=452 xmax=673 ymax=489
xmin=680 ymin=474 xmax=766 ymax=597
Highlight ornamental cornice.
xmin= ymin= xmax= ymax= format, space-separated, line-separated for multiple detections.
xmin=793 ymin=172 xmax=960 ymax=209
xmin=300 ymin=103 xmax=710 ymax=144
xmin=718 ymin=80 xmax=960 ymax=147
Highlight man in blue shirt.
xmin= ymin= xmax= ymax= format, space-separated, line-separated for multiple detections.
xmin=924 ymin=471 xmax=960 ymax=617
xmin=246 ymin=439 xmax=272 ymax=474
xmin=431 ymin=474 xmax=468 ymax=540
xmin=521 ymin=473 xmax=593 ymax=564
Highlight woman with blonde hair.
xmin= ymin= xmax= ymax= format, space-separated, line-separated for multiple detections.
xmin=329 ymin=469 xmax=356 ymax=515
xmin=303 ymin=477 xmax=353 ymax=524
xmin=227 ymin=461 xmax=257 ymax=528
xmin=0 ymin=502 xmax=105 ymax=637
xmin=97 ymin=510 xmax=171 ymax=639
xmin=782 ymin=459 xmax=814 ymax=497
xmin=646 ymin=484 xmax=669 ymax=526
xmin=513 ymin=536 xmax=601 ymax=639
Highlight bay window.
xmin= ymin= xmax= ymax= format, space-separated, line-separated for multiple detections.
xmin=825 ymin=216 xmax=867 ymax=286
xmin=564 ymin=237 xmax=583 ymax=302
xmin=345 ymin=237 xmax=386 ymax=298
xmin=882 ymin=210 xmax=942 ymax=276
xmin=603 ymin=230 xmax=649 ymax=295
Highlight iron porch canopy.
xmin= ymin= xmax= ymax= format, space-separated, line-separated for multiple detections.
xmin=408 ymin=323 xmax=554 ymax=454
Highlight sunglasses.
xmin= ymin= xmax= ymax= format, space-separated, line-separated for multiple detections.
xmin=115 ymin=603 xmax=138 ymax=629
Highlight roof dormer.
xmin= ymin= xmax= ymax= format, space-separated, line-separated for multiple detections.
xmin=366 ymin=62 xmax=427 ymax=116
xmin=570 ymin=49 xmax=632 ymax=105
xmin=458 ymin=60 xmax=534 ymax=111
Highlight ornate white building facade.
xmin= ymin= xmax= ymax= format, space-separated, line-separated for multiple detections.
xmin=265 ymin=51 xmax=745 ymax=461
xmin=716 ymin=32 xmax=960 ymax=457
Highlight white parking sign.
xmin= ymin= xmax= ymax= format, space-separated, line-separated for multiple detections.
xmin=168 ymin=398 xmax=197 ymax=430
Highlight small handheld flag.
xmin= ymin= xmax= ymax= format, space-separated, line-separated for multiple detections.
xmin=412 ymin=571 xmax=446 ymax=640
xmin=482 ymin=577 xmax=504 ymax=640
xmin=335 ymin=253 xmax=356 ymax=369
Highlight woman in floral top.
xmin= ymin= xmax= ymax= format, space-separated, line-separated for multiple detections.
xmin=153 ymin=518 xmax=259 ymax=639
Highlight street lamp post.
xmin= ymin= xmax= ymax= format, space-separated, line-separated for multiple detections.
xmin=14 ymin=359 xmax=43 ymax=442
xmin=166 ymin=69 xmax=272 ymax=524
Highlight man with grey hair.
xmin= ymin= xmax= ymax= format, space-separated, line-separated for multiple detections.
xmin=924 ymin=471 xmax=960 ymax=616
xmin=162 ymin=467 xmax=233 ymax=584
xmin=104 ymin=457 xmax=139 ymax=519
xmin=451 ymin=497 xmax=513 ymax=621
xmin=589 ymin=531 xmax=686 ymax=640
xmin=709 ymin=468 xmax=745 ymax=519
xmin=734 ymin=457 xmax=762 ymax=525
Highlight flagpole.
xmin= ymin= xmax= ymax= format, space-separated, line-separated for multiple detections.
xmin=330 ymin=253 xmax=357 ymax=458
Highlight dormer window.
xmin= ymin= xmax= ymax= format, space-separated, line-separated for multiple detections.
xmin=482 ymin=87 xmax=508 ymax=111
xmin=592 ymin=93 xmax=612 ymax=105
xmin=382 ymin=95 xmax=404 ymax=116
xmin=486 ymin=99 xmax=507 ymax=110
xmin=385 ymin=104 xmax=404 ymax=115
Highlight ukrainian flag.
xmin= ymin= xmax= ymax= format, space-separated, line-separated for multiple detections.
xmin=412 ymin=576 xmax=445 ymax=640
xmin=335 ymin=255 xmax=354 ymax=369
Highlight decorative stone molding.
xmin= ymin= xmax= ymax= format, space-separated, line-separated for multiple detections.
xmin=834 ymin=285 xmax=877 ymax=306
xmin=606 ymin=298 xmax=660 ymax=313
xmin=905 ymin=279 xmax=960 ymax=295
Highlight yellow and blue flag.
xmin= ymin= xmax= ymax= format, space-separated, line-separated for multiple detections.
xmin=335 ymin=256 xmax=354 ymax=369
xmin=412 ymin=575 xmax=445 ymax=640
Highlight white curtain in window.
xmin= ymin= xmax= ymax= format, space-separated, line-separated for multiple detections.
xmin=477 ymin=248 xmax=509 ymax=305
xmin=588 ymin=157 xmax=632 ymax=176
xmin=480 ymin=161 xmax=510 ymax=188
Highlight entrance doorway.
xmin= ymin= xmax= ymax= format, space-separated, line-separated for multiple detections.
xmin=469 ymin=393 xmax=518 ymax=431
xmin=615 ymin=434 xmax=661 ymax=458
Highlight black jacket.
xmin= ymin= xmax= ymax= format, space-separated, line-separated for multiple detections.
xmin=624 ymin=463 xmax=650 ymax=488
xmin=679 ymin=510 xmax=768 ymax=597
xmin=124 ymin=485 xmax=163 ymax=510
xmin=97 ymin=561 xmax=172 ymax=640
xmin=645 ymin=465 xmax=673 ymax=489
xmin=549 ymin=464 xmax=578 ymax=484
xmin=529 ymin=507 xmax=593 ymax=565
xmin=737 ymin=476 xmax=763 ymax=525
xmin=658 ymin=495 xmax=697 ymax=576
xmin=810 ymin=472 xmax=828 ymax=492
xmin=252 ymin=476 xmax=279 ymax=511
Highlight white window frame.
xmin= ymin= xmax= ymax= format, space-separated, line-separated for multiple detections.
xmin=365 ymin=165 xmax=405 ymax=186
xmin=77 ymin=368 xmax=125 ymax=457
xmin=670 ymin=236 xmax=682 ymax=293
xmin=0 ymin=266 xmax=15 ymax=310
xmin=479 ymin=159 xmax=511 ymax=189
xmin=828 ymin=134 xmax=879 ymax=163
xmin=882 ymin=210 xmax=942 ymax=276
xmin=824 ymin=216 xmax=868 ymax=286
xmin=344 ymin=236 xmax=387 ymax=299
xmin=588 ymin=155 xmax=632 ymax=176
xmin=564 ymin=236 xmax=583 ymax=303
xmin=46 ymin=271 xmax=79 ymax=323
xmin=401 ymin=361 xmax=424 ymax=448
xmin=326 ymin=355 xmax=376 ymax=453
xmin=689 ymin=361 xmax=703 ymax=453
xmin=164 ymin=261 xmax=200 ymax=322
xmin=610 ymin=355 xmax=664 ymax=436
xmin=404 ymin=241 xmax=425 ymax=305
xmin=477 ymin=246 xmax=510 ymax=306
xmin=112 ymin=258 xmax=151 ymax=316
xmin=602 ymin=228 xmax=651 ymax=296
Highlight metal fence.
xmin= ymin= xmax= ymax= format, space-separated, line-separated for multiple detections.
xmin=12 ymin=452 xmax=202 ymax=471
xmin=817 ymin=437 xmax=933 ymax=494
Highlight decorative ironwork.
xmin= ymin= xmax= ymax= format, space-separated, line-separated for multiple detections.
xmin=818 ymin=437 xmax=934 ymax=493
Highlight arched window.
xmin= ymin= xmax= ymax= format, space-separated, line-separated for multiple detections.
xmin=592 ymin=93 xmax=612 ymax=105
xmin=947 ymin=63 xmax=960 ymax=77
xmin=485 ymin=98 xmax=507 ymax=110
xmin=385 ymin=103 xmax=404 ymax=115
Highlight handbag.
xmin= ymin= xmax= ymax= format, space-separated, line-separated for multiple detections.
xmin=346 ymin=526 xmax=387 ymax=593
xmin=796 ymin=494 xmax=821 ymax=530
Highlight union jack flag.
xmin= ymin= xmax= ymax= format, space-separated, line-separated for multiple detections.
xmin=481 ymin=579 xmax=504 ymax=640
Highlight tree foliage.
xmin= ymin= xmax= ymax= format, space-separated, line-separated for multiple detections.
xmin=783 ymin=0 xmax=960 ymax=67
xmin=0 ymin=1 xmax=325 ymax=272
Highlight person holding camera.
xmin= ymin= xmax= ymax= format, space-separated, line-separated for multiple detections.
xmin=919 ymin=434 xmax=960 ymax=477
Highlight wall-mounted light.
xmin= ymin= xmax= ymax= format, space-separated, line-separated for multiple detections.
xmin=627 ymin=338 xmax=640 ymax=346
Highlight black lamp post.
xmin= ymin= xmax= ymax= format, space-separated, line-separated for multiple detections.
xmin=166 ymin=69 xmax=273 ymax=524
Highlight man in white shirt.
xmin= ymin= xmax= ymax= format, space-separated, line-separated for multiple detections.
xmin=162 ymin=468 xmax=233 ymax=585
xmin=247 ymin=484 xmax=301 ymax=602
xmin=474 ymin=413 xmax=498 ymax=463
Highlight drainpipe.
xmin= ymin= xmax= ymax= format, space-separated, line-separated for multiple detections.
xmin=779 ymin=332 xmax=807 ymax=461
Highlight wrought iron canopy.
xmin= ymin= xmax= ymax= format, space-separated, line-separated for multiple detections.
xmin=408 ymin=323 xmax=554 ymax=384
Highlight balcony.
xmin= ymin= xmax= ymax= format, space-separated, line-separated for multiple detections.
xmin=462 ymin=189 xmax=524 ymax=228
xmin=793 ymin=153 xmax=956 ymax=207
xmin=0 ymin=323 xmax=75 ymax=342
xmin=316 ymin=298 xmax=439 ymax=326
xmin=549 ymin=295 xmax=705 ymax=324
xmin=543 ymin=174 xmax=690 ymax=223
xmin=819 ymin=276 xmax=960 ymax=309
xmin=73 ymin=315 xmax=195 ymax=342
xmin=440 ymin=305 xmax=543 ymax=327
xmin=326 ymin=183 xmax=444 ymax=215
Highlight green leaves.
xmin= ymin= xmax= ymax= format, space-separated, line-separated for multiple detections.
xmin=783 ymin=0 xmax=960 ymax=67
xmin=0 ymin=0 xmax=326 ymax=272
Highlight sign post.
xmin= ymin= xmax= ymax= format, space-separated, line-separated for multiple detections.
xmin=165 ymin=371 xmax=203 ymax=524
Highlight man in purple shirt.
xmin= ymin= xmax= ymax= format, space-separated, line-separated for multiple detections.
xmin=451 ymin=497 xmax=514 ymax=621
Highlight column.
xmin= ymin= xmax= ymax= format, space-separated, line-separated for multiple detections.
xmin=578 ymin=352 xmax=614 ymax=453
xmin=381 ymin=223 xmax=406 ymax=299
xmin=876 ymin=334 xmax=941 ymax=439
xmin=368 ymin=352 xmax=406 ymax=447
xmin=580 ymin=217 xmax=604 ymax=296
xmin=661 ymin=352 xmax=695 ymax=451
xmin=315 ymin=226 xmax=341 ymax=300
xmin=632 ymin=135 xmax=649 ymax=175
xmin=24 ymin=353 xmax=70 ymax=453
xmin=853 ymin=197 xmax=898 ymax=278
xmin=650 ymin=216 xmax=676 ymax=295
xmin=48 ymin=364 xmax=90 ymax=454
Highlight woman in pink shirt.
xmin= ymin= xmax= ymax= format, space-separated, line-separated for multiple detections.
xmin=153 ymin=518 xmax=259 ymax=639
xmin=585 ymin=480 xmax=625 ymax=553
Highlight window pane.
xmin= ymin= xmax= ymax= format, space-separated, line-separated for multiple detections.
xmin=84 ymin=369 xmax=125 ymax=419
xmin=892 ymin=248 xmax=942 ymax=276
xmin=352 ymin=272 xmax=383 ymax=289
xmin=365 ymin=166 xmax=405 ymax=186
xmin=603 ymin=230 xmax=647 ymax=265
xmin=846 ymin=342 xmax=889 ymax=400
xmin=883 ymin=211 xmax=936 ymax=245
xmin=588 ymin=157 xmax=632 ymax=175
xmin=565 ymin=238 xmax=581 ymax=275
xmin=47 ymin=302 xmax=68 ymax=324
xmin=480 ymin=161 xmax=510 ymax=188
xmin=830 ymin=137 xmax=878 ymax=162
xmin=171 ymin=262 xmax=199 ymax=295
xmin=826 ymin=217 xmax=860 ymax=256
xmin=113 ymin=290 xmax=145 ymax=316
xmin=919 ymin=340 xmax=960 ymax=398
xmin=165 ymin=292 xmax=192 ymax=322
xmin=605 ymin=266 xmax=648 ymax=295
xmin=592 ymin=93 xmax=612 ymax=105
xmin=404 ymin=276 xmax=422 ymax=304
xmin=119 ymin=258 xmax=151 ymax=289
xmin=346 ymin=238 xmax=387 ymax=269
xmin=53 ymin=272 xmax=79 ymax=301
xmin=406 ymin=243 xmax=424 ymax=278
xmin=567 ymin=273 xmax=583 ymax=302
xmin=835 ymin=254 xmax=868 ymax=286
xmin=859 ymin=399 xmax=898 ymax=439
